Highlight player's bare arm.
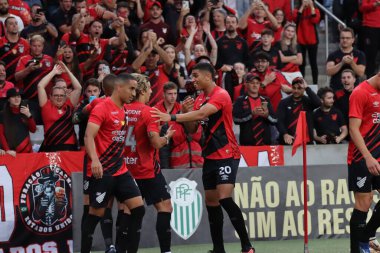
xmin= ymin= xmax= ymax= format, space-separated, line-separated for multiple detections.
xmin=84 ymin=122 xmax=103 ymax=179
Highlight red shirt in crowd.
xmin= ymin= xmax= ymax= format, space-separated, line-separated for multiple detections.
xmin=0 ymin=81 xmax=14 ymax=98
xmin=194 ymin=86 xmax=240 ymax=160
xmin=347 ymin=81 xmax=380 ymax=164
xmin=87 ymin=97 xmax=128 ymax=177
xmin=360 ymin=0 xmax=380 ymax=28
xmin=124 ymin=101 xmax=160 ymax=179
xmin=245 ymin=18 xmax=271 ymax=47
xmin=293 ymin=7 xmax=320 ymax=45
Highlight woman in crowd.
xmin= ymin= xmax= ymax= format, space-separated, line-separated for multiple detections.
xmin=273 ymin=8 xmax=286 ymax=42
xmin=37 ymin=62 xmax=82 ymax=152
xmin=276 ymin=22 xmax=303 ymax=83
xmin=0 ymin=88 xmax=36 ymax=154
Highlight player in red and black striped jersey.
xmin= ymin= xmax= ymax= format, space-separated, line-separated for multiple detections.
xmin=0 ymin=17 xmax=29 ymax=84
xmin=124 ymin=73 xmax=174 ymax=253
xmin=82 ymin=73 xmax=145 ymax=253
xmin=152 ymin=63 xmax=255 ymax=253
xmin=347 ymin=73 xmax=380 ymax=253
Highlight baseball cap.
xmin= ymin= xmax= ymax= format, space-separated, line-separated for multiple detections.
xmin=149 ymin=1 xmax=162 ymax=9
xmin=6 ymin=88 xmax=22 ymax=98
xmin=244 ymin=73 xmax=261 ymax=83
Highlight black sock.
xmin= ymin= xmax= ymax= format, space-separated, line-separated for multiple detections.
xmin=219 ymin=198 xmax=252 ymax=252
xmin=126 ymin=206 xmax=145 ymax=253
xmin=206 ymin=205 xmax=225 ymax=253
xmin=101 ymin=208 xmax=113 ymax=248
xmin=350 ymin=209 xmax=368 ymax=253
xmin=366 ymin=201 xmax=380 ymax=240
xmin=116 ymin=211 xmax=130 ymax=253
xmin=81 ymin=213 xmax=101 ymax=253
xmin=81 ymin=205 xmax=89 ymax=231
xmin=156 ymin=212 xmax=172 ymax=253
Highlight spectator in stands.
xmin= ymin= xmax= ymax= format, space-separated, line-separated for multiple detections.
xmin=177 ymin=7 xmax=203 ymax=46
xmin=131 ymin=31 xmax=173 ymax=106
xmin=163 ymin=44 xmax=186 ymax=90
xmin=108 ymin=38 xmax=136 ymax=76
xmin=326 ymin=27 xmax=366 ymax=91
xmin=21 ymin=4 xmax=58 ymax=57
xmin=94 ymin=60 xmax=111 ymax=86
xmin=184 ymin=22 xmax=218 ymax=73
xmin=56 ymin=45 xmax=83 ymax=87
xmin=0 ymin=61 xmax=14 ymax=109
xmin=72 ymin=78 xmax=101 ymax=149
xmin=59 ymin=13 xmax=85 ymax=46
xmin=163 ymin=0 xmax=182 ymax=42
xmin=263 ymin=0 xmax=292 ymax=21
xmin=249 ymin=29 xmax=278 ymax=69
xmin=71 ymin=15 xmax=126 ymax=80
xmin=51 ymin=0 xmax=75 ymax=38
xmin=335 ymin=69 xmax=355 ymax=125
xmin=123 ymin=0 xmax=143 ymax=26
xmin=233 ymin=73 xmax=277 ymax=146
xmin=7 ymin=0 xmax=31 ymax=27
xmin=37 ymin=62 xmax=81 ymax=152
xmin=276 ymin=22 xmax=303 ymax=83
xmin=0 ymin=17 xmax=30 ymax=85
xmin=273 ymin=8 xmax=286 ymax=42
xmin=216 ymin=14 xmax=249 ymax=98
xmin=250 ymin=52 xmax=292 ymax=112
xmin=209 ymin=8 xmax=226 ymax=40
xmin=0 ymin=87 xmax=36 ymax=154
xmin=156 ymin=82 xmax=203 ymax=169
xmin=232 ymin=62 xmax=246 ymax=101
xmin=140 ymin=1 xmax=174 ymax=45
xmin=294 ymin=0 xmax=321 ymax=84
xmin=238 ymin=0 xmax=278 ymax=47
xmin=313 ymin=86 xmax=348 ymax=144
xmin=359 ymin=0 xmax=380 ymax=77
xmin=276 ymin=77 xmax=320 ymax=145
xmin=0 ymin=0 xmax=24 ymax=32
xmin=73 ymin=0 xmax=116 ymax=29
xmin=15 ymin=34 xmax=54 ymax=124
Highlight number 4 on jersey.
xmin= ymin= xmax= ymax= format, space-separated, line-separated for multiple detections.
xmin=125 ymin=126 xmax=136 ymax=152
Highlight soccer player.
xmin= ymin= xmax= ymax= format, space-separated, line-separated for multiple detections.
xmin=348 ymin=72 xmax=380 ymax=253
xmin=124 ymin=73 xmax=175 ymax=253
xmin=151 ymin=62 xmax=255 ymax=253
xmin=82 ymin=73 xmax=145 ymax=253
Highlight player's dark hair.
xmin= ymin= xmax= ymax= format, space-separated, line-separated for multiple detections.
xmin=102 ymin=74 xmax=117 ymax=96
xmin=317 ymin=86 xmax=334 ymax=99
xmin=163 ymin=82 xmax=178 ymax=92
xmin=117 ymin=73 xmax=137 ymax=86
xmin=193 ymin=62 xmax=216 ymax=81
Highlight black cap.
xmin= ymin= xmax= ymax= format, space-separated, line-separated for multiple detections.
xmin=244 ymin=73 xmax=261 ymax=83
xmin=6 ymin=88 xmax=22 ymax=98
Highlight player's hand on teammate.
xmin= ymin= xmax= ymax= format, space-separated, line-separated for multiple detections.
xmin=365 ymin=156 xmax=380 ymax=176
xmin=151 ymin=107 xmax=171 ymax=122
xmin=91 ymin=159 xmax=103 ymax=179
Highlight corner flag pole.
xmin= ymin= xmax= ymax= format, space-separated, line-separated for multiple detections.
xmin=302 ymin=126 xmax=309 ymax=253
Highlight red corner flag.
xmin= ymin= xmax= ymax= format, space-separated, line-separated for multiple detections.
xmin=292 ymin=111 xmax=310 ymax=156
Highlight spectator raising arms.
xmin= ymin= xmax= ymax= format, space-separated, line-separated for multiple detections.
xmin=0 ymin=87 xmax=36 ymax=154
xmin=37 ymin=62 xmax=82 ymax=152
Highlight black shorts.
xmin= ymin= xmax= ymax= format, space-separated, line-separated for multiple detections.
xmin=348 ymin=160 xmax=380 ymax=193
xmin=202 ymin=158 xmax=239 ymax=190
xmin=88 ymin=171 xmax=141 ymax=208
xmin=135 ymin=172 xmax=171 ymax=205
xmin=83 ymin=158 xmax=90 ymax=195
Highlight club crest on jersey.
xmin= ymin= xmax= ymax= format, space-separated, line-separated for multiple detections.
xmin=169 ymin=178 xmax=203 ymax=240
xmin=373 ymin=101 xmax=379 ymax=108
xmin=19 ymin=164 xmax=71 ymax=234
xmin=19 ymin=44 xmax=24 ymax=53
xmin=45 ymin=61 xmax=51 ymax=68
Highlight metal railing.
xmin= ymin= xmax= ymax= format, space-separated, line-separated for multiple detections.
xmin=313 ymin=1 xmax=346 ymax=59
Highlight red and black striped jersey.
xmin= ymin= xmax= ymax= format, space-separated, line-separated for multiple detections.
xmin=15 ymin=54 xmax=54 ymax=99
xmin=76 ymin=33 xmax=109 ymax=64
xmin=87 ymin=97 xmax=128 ymax=177
xmin=194 ymin=86 xmax=240 ymax=159
xmin=0 ymin=36 xmax=29 ymax=84
xmin=140 ymin=64 xmax=169 ymax=106
xmin=124 ymin=101 xmax=160 ymax=179
xmin=348 ymin=81 xmax=380 ymax=164
xmin=110 ymin=49 xmax=133 ymax=75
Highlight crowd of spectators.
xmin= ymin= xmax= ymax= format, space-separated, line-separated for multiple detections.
xmin=0 ymin=0 xmax=379 ymax=168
